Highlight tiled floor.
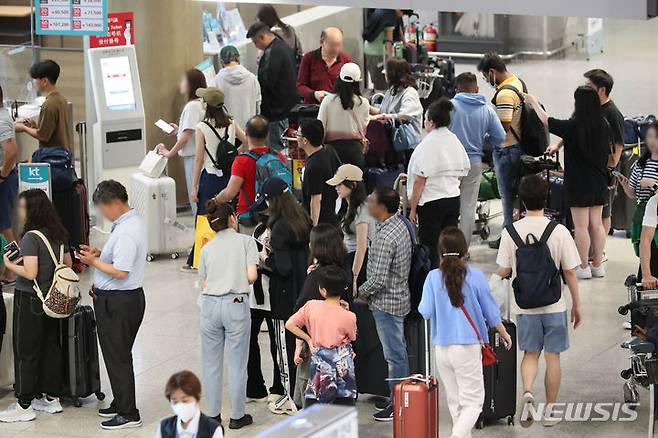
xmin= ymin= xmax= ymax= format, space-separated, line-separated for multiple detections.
xmin=3 ymin=14 xmax=658 ymax=438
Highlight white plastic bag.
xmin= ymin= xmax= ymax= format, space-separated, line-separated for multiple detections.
xmin=139 ymin=147 xmax=168 ymax=178
xmin=489 ymin=273 xmax=511 ymax=317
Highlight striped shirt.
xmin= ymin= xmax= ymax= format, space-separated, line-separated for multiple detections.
xmin=630 ymin=159 xmax=658 ymax=202
xmin=359 ymin=214 xmax=412 ymax=317
xmin=494 ymin=75 xmax=524 ymax=148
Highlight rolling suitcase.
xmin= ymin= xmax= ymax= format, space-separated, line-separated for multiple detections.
xmin=352 ymin=301 xmax=389 ymax=397
xmin=69 ymin=179 xmax=90 ymax=247
xmin=611 ymin=148 xmax=638 ymax=236
xmin=394 ymin=319 xmax=439 ymax=438
xmin=130 ymin=173 xmax=180 ymax=261
xmin=61 ymin=306 xmax=105 ymax=407
xmin=364 ymin=165 xmax=404 ymax=194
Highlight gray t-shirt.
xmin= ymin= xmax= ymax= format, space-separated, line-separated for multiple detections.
xmin=199 ymin=228 xmax=259 ymax=295
xmin=344 ymin=205 xmax=377 ymax=253
xmin=0 ymin=108 xmax=16 ymax=167
xmin=15 ymin=230 xmax=64 ymax=295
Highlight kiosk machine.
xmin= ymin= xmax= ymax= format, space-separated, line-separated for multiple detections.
xmin=87 ymin=45 xmax=145 ymax=190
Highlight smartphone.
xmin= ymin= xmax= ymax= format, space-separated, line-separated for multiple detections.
xmin=612 ymin=170 xmax=625 ymax=179
xmin=155 ymin=119 xmax=175 ymax=134
xmin=3 ymin=241 xmax=20 ymax=262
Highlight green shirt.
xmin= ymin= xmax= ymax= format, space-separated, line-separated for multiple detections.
xmin=364 ymin=27 xmax=395 ymax=57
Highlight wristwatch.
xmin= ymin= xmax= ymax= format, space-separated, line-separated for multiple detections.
xmin=652 ymin=183 xmax=658 ymax=193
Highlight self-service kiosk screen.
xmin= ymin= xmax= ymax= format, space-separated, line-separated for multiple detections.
xmin=100 ymin=56 xmax=136 ymax=112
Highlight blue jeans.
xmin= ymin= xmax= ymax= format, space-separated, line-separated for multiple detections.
xmin=371 ymin=308 xmax=409 ymax=399
xmin=267 ymin=118 xmax=288 ymax=151
xmin=493 ymin=144 xmax=522 ymax=228
xmin=199 ymin=293 xmax=251 ymax=419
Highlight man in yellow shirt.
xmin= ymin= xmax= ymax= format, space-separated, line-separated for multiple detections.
xmin=478 ymin=52 xmax=525 ymax=249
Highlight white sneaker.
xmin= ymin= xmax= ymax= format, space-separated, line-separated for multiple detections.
xmin=518 ymin=392 xmax=536 ymax=428
xmin=0 ymin=403 xmax=36 ymax=423
xmin=32 ymin=396 xmax=63 ymax=414
xmin=576 ymin=265 xmax=592 ymax=280
xmin=591 ymin=264 xmax=606 ymax=278
xmin=246 ymin=395 xmax=268 ymax=403
xmin=623 ymin=321 xmax=632 ymax=330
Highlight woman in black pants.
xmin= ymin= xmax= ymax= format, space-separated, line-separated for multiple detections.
xmin=407 ymin=99 xmax=470 ymax=267
xmin=0 ymin=189 xmax=71 ymax=422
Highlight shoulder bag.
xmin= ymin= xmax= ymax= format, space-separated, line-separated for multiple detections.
xmin=460 ymin=304 xmax=497 ymax=366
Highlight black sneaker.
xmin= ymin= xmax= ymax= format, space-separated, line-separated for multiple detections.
xmin=488 ymin=237 xmax=501 ymax=249
xmin=100 ymin=414 xmax=142 ymax=430
xmin=229 ymin=414 xmax=253 ymax=429
xmin=97 ymin=406 xmax=116 ymax=418
xmin=373 ymin=404 xmax=393 ymax=422
xmin=374 ymin=398 xmax=390 ymax=411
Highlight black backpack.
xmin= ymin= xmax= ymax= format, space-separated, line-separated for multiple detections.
xmin=203 ymin=121 xmax=238 ymax=175
xmin=506 ymin=221 xmax=562 ymax=309
xmin=492 ymin=80 xmax=548 ymax=157
xmin=400 ymin=215 xmax=431 ymax=319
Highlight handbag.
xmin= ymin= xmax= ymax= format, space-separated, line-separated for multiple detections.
xmin=138 ymin=147 xmax=168 ymax=178
xmin=460 ymin=304 xmax=497 ymax=366
xmin=392 ymin=121 xmax=421 ymax=152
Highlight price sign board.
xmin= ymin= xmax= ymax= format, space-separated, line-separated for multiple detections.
xmin=36 ymin=0 xmax=108 ymax=36
xmin=89 ymin=11 xmax=134 ymax=48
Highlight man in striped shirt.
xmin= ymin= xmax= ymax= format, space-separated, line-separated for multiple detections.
xmin=477 ymin=52 xmax=525 ymax=249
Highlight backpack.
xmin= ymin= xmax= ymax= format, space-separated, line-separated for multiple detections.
xmin=203 ymin=121 xmax=238 ymax=175
xmin=31 ymin=146 xmax=75 ymax=192
xmin=238 ymin=149 xmax=293 ymax=223
xmin=492 ymin=80 xmax=548 ymax=157
xmin=505 ymin=221 xmax=562 ymax=309
xmin=29 ymin=230 xmax=81 ymax=318
xmin=400 ymin=215 xmax=431 ymax=319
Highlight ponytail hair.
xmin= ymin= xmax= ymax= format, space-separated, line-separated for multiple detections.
xmin=438 ymin=227 xmax=468 ymax=307
xmin=205 ymin=199 xmax=234 ymax=232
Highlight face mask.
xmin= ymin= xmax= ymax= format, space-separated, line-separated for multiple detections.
xmin=172 ymin=401 xmax=198 ymax=422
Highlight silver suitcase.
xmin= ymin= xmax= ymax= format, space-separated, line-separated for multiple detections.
xmin=130 ymin=173 xmax=180 ymax=261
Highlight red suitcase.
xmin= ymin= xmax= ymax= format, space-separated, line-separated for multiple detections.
xmin=393 ymin=320 xmax=439 ymax=438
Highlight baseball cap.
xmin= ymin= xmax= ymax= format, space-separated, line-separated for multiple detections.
xmin=196 ymin=87 xmax=225 ymax=108
xmin=251 ymin=177 xmax=290 ymax=212
xmin=219 ymin=45 xmax=240 ymax=64
xmin=326 ymin=164 xmax=363 ymax=186
xmin=339 ymin=63 xmax=362 ymax=83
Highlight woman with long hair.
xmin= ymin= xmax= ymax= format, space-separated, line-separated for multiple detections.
xmin=371 ymin=58 xmax=423 ymax=145
xmin=418 ymin=227 xmax=511 ymax=438
xmin=256 ymin=4 xmax=302 ymax=62
xmin=317 ymin=63 xmax=370 ymax=168
xmin=181 ymin=87 xmax=247 ymax=272
xmin=157 ymin=69 xmax=207 ymax=217
xmin=526 ymin=86 xmax=610 ymax=279
xmin=326 ymin=164 xmax=375 ymax=293
xmin=618 ymin=121 xmax=658 ymax=255
xmin=257 ymin=177 xmax=311 ymax=413
xmin=0 ymin=189 xmax=71 ymax=422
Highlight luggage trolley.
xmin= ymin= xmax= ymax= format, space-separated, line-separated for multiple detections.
xmin=619 ymin=276 xmax=658 ymax=437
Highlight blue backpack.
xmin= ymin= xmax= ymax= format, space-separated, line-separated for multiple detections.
xmin=31 ymin=147 xmax=75 ymax=192
xmin=238 ymin=150 xmax=293 ymax=223
xmin=506 ymin=221 xmax=562 ymax=309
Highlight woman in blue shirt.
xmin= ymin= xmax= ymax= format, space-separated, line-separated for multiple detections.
xmin=418 ymin=227 xmax=511 ymax=438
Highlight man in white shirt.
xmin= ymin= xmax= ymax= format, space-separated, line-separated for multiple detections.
xmin=495 ymin=174 xmax=582 ymax=428
xmin=640 ymin=193 xmax=658 ymax=288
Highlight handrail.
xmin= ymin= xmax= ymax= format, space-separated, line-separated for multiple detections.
xmin=428 ymin=44 xmax=572 ymax=60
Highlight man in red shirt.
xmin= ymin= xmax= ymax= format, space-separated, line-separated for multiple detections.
xmin=214 ymin=115 xmax=285 ymax=231
xmin=297 ymin=27 xmax=353 ymax=104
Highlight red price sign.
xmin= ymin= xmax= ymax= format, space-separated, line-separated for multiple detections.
xmin=89 ymin=11 xmax=134 ymax=48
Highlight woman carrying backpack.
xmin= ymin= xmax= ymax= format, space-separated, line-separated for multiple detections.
xmin=181 ymin=87 xmax=247 ymax=273
xmin=418 ymin=227 xmax=511 ymax=438
xmin=0 ymin=189 xmax=72 ymax=422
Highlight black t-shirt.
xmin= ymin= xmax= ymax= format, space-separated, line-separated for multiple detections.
xmin=294 ymin=263 xmax=352 ymax=311
xmin=15 ymin=230 xmax=64 ymax=295
xmin=548 ymin=117 xmax=609 ymax=196
xmin=601 ymin=100 xmax=625 ymax=153
xmin=302 ymin=145 xmax=341 ymax=225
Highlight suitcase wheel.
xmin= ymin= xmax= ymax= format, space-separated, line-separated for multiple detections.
xmin=507 ymin=416 xmax=514 ymax=426
xmin=476 ymin=419 xmax=484 ymax=430
xmin=479 ymin=225 xmax=491 ymax=241
xmin=96 ymin=391 xmax=106 ymax=401
xmin=73 ymin=398 xmax=82 ymax=408
xmin=170 ymin=252 xmax=180 ymax=260
xmin=146 ymin=254 xmax=155 ymax=262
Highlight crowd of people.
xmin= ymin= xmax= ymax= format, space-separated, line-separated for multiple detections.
xmin=1 ymin=5 xmax=657 ymax=438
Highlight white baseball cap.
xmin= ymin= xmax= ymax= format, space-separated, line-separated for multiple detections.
xmin=340 ymin=63 xmax=362 ymax=83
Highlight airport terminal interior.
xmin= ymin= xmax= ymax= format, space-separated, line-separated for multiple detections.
xmin=3 ymin=1 xmax=658 ymax=437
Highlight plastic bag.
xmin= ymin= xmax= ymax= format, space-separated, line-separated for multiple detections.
xmin=489 ymin=273 xmax=510 ymax=317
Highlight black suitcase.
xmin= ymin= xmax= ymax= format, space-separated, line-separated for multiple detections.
xmin=352 ymin=301 xmax=389 ymax=396
xmin=405 ymin=314 xmax=428 ymax=375
xmin=611 ymin=148 xmax=638 ymax=236
xmin=61 ymin=306 xmax=105 ymax=407
xmin=364 ymin=165 xmax=404 ymax=194
xmin=476 ymin=320 xmax=517 ymax=429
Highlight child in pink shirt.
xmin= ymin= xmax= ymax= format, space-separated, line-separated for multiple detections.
xmin=285 ymin=266 xmax=357 ymax=406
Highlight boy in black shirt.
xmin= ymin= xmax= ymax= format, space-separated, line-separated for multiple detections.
xmin=297 ymin=119 xmax=341 ymax=226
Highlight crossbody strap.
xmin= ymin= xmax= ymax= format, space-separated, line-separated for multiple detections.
xmin=460 ymin=304 xmax=484 ymax=346
xmin=349 ymin=108 xmax=367 ymax=142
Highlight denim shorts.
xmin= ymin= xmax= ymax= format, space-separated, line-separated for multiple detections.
xmin=517 ymin=311 xmax=570 ymax=353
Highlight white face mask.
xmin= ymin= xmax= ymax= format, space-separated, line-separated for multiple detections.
xmin=172 ymin=401 xmax=198 ymax=423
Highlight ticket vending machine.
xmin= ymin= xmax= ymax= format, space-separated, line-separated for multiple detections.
xmin=87 ymin=45 xmax=145 ymax=190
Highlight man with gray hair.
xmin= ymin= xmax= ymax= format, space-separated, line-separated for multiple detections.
xmin=215 ymin=45 xmax=261 ymax=129
xmin=297 ymin=27 xmax=353 ymax=104
xmin=78 ymin=180 xmax=147 ymax=430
